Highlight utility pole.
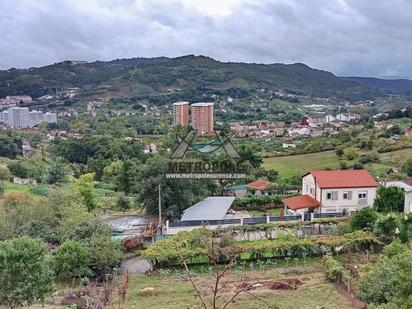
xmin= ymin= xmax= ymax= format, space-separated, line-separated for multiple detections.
xmin=158 ymin=184 xmax=162 ymax=235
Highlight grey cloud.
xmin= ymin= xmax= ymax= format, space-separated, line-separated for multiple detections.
xmin=0 ymin=0 xmax=411 ymax=78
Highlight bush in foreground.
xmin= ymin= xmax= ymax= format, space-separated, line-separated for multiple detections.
xmin=0 ymin=237 xmax=54 ymax=308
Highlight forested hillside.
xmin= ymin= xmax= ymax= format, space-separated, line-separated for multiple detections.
xmin=0 ymin=55 xmax=379 ymax=101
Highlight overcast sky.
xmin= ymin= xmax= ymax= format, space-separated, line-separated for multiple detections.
xmin=1 ymin=0 xmax=411 ymax=78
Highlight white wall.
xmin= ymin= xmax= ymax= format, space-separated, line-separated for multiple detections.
xmin=302 ymin=174 xmax=316 ymax=198
xmin=302 ymin=174 xmax=377 ymax=212
xmin=320 ymin=187 xmax=377 ymax=212
xmin=402 ymin=191 xmax=412 ymax=213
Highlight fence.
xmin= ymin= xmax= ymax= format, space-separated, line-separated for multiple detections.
xmin=167 ymin=212 xmax=345 ymax=229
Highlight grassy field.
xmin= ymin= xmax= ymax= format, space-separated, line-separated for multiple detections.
xmin=263 ymin=148 xmax=412 ymax=178
xmin=3 ymin=181 xmax=115 ymax=200
xmin=122 ymin=264 xmax=353 ymax=309
xmin=263 ymin=150 xmax=341 ymax=177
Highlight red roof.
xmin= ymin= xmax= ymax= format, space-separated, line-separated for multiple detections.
xmin=246 ymin=179 xmax=271 ymax=190
xmin=307 ymin=170 xmax=379 ymax=189
xmin=282 ymin=194 xmax=320 ymax=210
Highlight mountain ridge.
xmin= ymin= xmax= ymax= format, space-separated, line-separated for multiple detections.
xmin=342 ymin=76 xmax=412 ymax=95
xmin=0 ymin=55 xmax=381 ymax=101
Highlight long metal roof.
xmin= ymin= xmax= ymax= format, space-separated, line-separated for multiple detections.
xmin=181 ymin=196 xmax=235 ymax=221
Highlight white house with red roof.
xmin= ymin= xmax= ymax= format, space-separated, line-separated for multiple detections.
xmin=283 ymin=170 xmax=379 ymax=214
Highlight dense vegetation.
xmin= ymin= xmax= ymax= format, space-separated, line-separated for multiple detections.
xmin=0 ymin=55 xmax=380 ymax=101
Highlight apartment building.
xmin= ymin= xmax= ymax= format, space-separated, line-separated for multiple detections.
xmin=172 ymin=102 xmax=189 ymax=127
xmin=0 ymin=107 xmax=57 ymax=128
xmin=191 ymin=102 xmax=214 ymax=134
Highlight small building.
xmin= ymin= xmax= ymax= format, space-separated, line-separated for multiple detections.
xmin=181 ymin=197 xmax=235 ymax=221
xmin=246 ymin=179 xmax=272 ymax=195
xmin=283 ymin=170 xmax=379 ymax=214
xmin=283 ymin=141 xmax=297 ymax=149
xmin=336 ymin=113 xmax=360 ymax=122
xmin=404 ymin=128 xmax=412 ymax=137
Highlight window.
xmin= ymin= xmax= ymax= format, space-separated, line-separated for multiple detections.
xmin=343 ymin=191 xmax=352 ymax=200
xmin=326 ymin=192 xmax=332 ymax=200
xmin=310 ymin=187 xmax=314 ymax=194
xmin=358 ymin=191 xmax=367 ymax=199
xmin=326 ymin=191 xmax=338 ymax=200
xmin=305 ymin=184 xmax=308 ymax=193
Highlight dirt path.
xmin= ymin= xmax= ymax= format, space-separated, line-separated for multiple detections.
xmin=335 ymin=281 xmax=366 ymax=309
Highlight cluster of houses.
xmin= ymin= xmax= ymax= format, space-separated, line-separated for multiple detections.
xmin=229 ymin=113 xmax=362 ymax=142
xmin=0 ymin=95 xmax=33 ymax=109
xmin=165 ymin=169 xmax=412 ymax=234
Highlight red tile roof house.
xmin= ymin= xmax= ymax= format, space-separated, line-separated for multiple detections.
xmin=282 ymin=170 xmax=379 ymax=214
xmin=246 ymin=179 xmax=272 ymax=196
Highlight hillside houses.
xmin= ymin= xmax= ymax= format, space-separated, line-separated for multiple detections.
xmin=229 ymin=111 xmax=360 ymax=140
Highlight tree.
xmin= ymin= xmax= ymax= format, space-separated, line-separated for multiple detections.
xmin=374 ymin=186 xmax=405 ymax=213
xmin=357 ymin=249 xmax=412 ymax=307
xmin=350 ymin=207 xmax=378 ymax=231
xmin=238 ymin=145 xmax=263 ymax=169
xmin=403 ymin=159 xmax=412 ymax=176
xmin=115 ymin=193 xmax=132 ymax=211
xmin=7 ymin=162 xmax=29 ymax=179
xmin=75 ymin=173 xmax=98 ymax=211
xmin=89 ymin=236 xmax=122 ymax=276
xmin=335 ymin=147 xmax=344 ymax=158
xmin=0 ymin=237 xmax=54 ymax=308
xmin=51 ymin=240 xmax=92 ymax=282
xmin=47 ymin=157 xmax=68 ymax=184
xmin=59 ymin=214 xmax=111 ymax=243
xmin=266 ymin=169 xmax=279 ymax=182
xmin=342 ymin=147 xmax=359 ymax=161
xmin=134 ymin=155 xmax=212 ymax=216
xmin=0 ymin=167 xmax=11 ymax=198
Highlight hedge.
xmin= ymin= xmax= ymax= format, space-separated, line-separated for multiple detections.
xmin=142 ymin=230 xmax=381 ymax=266
xmin=218 ymin=217 xmax=350 ymax=233
xmin=234 ymin=195 xmax=284 ymax=210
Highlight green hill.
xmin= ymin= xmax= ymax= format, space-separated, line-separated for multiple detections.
xmin=0 ymin=55 xmax=379 ymax=102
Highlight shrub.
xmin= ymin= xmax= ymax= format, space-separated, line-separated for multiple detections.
xmin=115 ymin=193 xmax=132 ymax=211
xmin=336 ymin=222 xmax=352 ymax=235
xmin=374 ymin=214 xmax=400 ymax=243
xmin=343 ymin=147 xmax=359 ymax=160
xmin=59 ymin=215 xmax=112 ymax=243
xmin=403 ymin=159 xmax=412 ymax=176
xmin=357 ymin=249 xmax=412 ymax=306
xmin=324 ymin=255 xmax=350 ymax=283
xmin=350 ymin=207 xmax=378 ymax=231
xmin=89 ymin=236 xmax=122 ymax=276
xmin=383 ymin=240 xmax=409 ymax=258
xmin=30 ymin=185 xmax=52 ymax=197
xmin=17 ymin=218 xmax=60 ymax=244
xmin=235 ymin=195 xmax=282 ymax=210
xmin=353 ymin=163 xmax=364 ymax=170
xmin=399 ymin=214 xmax=412 ymax=243
xmin=0 ymin=237 xmax=54 ymax=307
xmin=51 ymin=240 xmax=92 ymax=281
xmin=374 ymin=186 xmax=405 ymax=213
